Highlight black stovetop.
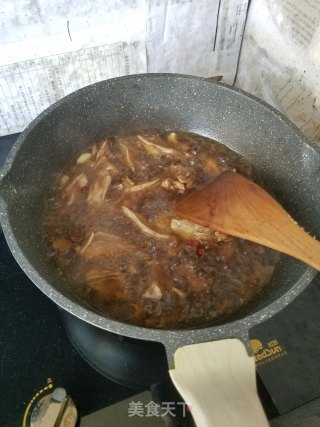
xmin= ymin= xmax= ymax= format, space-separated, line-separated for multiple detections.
xmin=1 ymin=134 xmax=320 ymax=427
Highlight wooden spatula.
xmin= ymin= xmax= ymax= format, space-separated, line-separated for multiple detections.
xmin=175 ymin=170 xmax=320 ymax=271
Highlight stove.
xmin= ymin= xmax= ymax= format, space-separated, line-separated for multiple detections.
xmin=1 ymin=134 xmax=320 ymax=427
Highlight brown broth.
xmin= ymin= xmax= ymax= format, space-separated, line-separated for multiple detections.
xmin=44 ymin=132 xmax=279 ymax=328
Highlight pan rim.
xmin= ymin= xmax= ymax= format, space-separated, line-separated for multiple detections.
xmin=0 ymin=73 xmax=318 ymax=351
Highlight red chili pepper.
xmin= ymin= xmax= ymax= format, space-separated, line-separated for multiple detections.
xmin=196 ymin=247 xmax=205 ymax=256
xmin=80 ymin=186 xmax=89 ymax=193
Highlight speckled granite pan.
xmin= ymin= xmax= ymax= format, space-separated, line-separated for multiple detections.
xmin=0 ymin=74 xmax=319 ymax=364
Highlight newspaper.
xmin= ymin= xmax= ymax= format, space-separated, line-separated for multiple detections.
xmin=0 ymin=0 xmax=147 ymax=136
xmin=235 ymin=0 xmax=320 ymax=146
xmin=0 ymin=0 xmax=249 ymax=136
xmin=146 ymin=0 xmax=249 ymax=83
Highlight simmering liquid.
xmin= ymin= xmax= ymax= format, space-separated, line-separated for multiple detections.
xmin=44 ymin=132 xmax=278 ymax=328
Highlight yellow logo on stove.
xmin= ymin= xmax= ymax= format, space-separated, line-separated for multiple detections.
xmin=250 ymin=338 xmax=287 ymax=366
xmin=22 ymin=378 xmax=54 ymax=427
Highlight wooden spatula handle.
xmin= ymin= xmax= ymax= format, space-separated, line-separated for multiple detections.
xmin=169 ymin=339 xmax=269 ymax=427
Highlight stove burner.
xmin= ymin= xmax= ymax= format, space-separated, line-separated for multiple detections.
xmin=60 ymin=310 xmax=169 ymax=389
xmin=60 ymin=310 xmax=196 ymax=426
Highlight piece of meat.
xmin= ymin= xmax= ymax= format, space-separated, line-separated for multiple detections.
xmin=51 ymin=238 xmax=73 ymax=252
xmin=87 ymin=157 xmax=112 ymax=206
xmin=79 ymin=231 xmax=133 ymax=259
xmin=142 ymin=282 xmax=162 ymax=301
xmin=174 ymin=264 xmax=208 ymax=293
xmin=86 ymin=267 xmax=128 ymax=300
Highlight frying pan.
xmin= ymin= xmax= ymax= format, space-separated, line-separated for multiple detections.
xmin=1 ymin=74 xmax=320 ymax=426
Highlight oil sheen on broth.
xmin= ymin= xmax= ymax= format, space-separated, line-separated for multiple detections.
xmin=44 ymin=132 xmax=278 ymax=328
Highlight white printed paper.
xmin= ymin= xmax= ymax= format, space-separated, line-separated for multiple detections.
xmin=146 ymin=0 xmax=249 ymax=83
xmin=235 ymin=0 xmax=320 ymax=146
xmin=0 ymin=42 xmax=144 ymax=135
xmin=0 ymin=0 xmax=147 ymax=136
xmin=0 ymin=0 xmax=249 ymax=136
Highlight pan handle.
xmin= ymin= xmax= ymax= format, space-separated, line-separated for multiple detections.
xmin=169 ymin=338 xmax=269 ymax=427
